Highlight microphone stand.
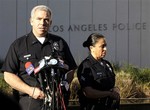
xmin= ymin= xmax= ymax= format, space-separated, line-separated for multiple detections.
xmin=39 ymin=55 xmax=67 ymax=110
xmin=51 ymin=67 xmax=56 ymax=110
xmin=39 ymin=69 xmax=52 ymax=110
xmin=38 ymin=42 xmax=68 ymax=110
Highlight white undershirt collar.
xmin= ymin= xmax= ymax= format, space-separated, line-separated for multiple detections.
xmin=36 ymin=37 xmax=46 ymax=44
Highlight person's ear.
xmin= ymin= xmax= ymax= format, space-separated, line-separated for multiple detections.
xmin=90 ymin=45 xmax=93 ymax=50
xmin=29 ymin=18 xmax=33 ymax=26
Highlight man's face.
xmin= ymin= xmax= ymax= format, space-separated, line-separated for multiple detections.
xmin=30 ymin=10 xmax=52 ymax=37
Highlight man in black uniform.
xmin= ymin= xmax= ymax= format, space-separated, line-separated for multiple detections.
xmin=1 ymin=5 xmax=77 ymax=110
xmin=77 ymin=33 xmax=120 ymax=110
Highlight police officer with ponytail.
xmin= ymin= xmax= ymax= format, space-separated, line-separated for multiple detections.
xmin=77 ymin=33 xmax=120 ymax=110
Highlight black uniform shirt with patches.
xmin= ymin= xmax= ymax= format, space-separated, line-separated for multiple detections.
xmin=77 ymin=54 xmax=115 ymax=91
xmin=2 ymin=31 xmax=77 ymax=87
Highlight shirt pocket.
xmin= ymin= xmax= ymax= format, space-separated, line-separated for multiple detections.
xmin=19 ymin=54 xmax=37 ymax=71
xmin=94 ymin=70 xmax=107 ymax=82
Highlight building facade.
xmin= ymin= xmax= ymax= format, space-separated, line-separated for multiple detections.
xmin=0 ymin=0 xmax=150 ymax=68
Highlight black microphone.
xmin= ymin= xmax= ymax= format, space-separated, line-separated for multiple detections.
xmin=52 ymin=42 xmax=68 ymax=69
xmin=57 ymin=59 xmax=69 ymax=70
xmin=52 ymin=42 xmax=59 ymax=58
xmin=53 ymin=42 xmax=59 ymax=51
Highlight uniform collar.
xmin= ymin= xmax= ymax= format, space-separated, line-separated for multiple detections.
xmin=88 ymin=53 xmax=104 ymax=65
xmin=28 ymin=31 xmax=51 ymax=45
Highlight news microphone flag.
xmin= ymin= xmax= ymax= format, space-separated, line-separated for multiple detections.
xmin=34 ymin=66 xmax=41 ymax=74
xmin=25 ymin=62 xmax=34 ymax=75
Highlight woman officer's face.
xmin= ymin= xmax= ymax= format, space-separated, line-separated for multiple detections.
xmin=90 ymin=38 xmax=107 ymax=60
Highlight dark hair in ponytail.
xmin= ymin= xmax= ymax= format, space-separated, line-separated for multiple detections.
xmin=83 ymin=33 xmax=105 ymax=48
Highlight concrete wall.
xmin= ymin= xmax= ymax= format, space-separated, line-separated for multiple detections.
xmin=0 ymin=0 xmax=150 ymax=68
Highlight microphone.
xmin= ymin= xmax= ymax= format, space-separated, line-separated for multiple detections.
xmin=57 ymin=59 xmax=69 ymax=70
xmin=53 ymin=42 xmax=59 ymax=51
xmin=52 ymin=42 xmax=69 ymax=70
xmin=47 ymin=58 xmax=69 ymax=70
xmin=47 ymin=58 xmax=58 ymax=65
xmin=33 ymin=60 xmax=46 ymax=90
xmin=34 ymin=57 xmax=58 ymax=75
xmin=34 ymin=59 xmax=46 ymax=75
xmin=25 ymin=62 xmax=34 ymax=75
xmin=34 ymin=55 xmax=68 ymax=75
xmin=52 ymin=42 xmax=59 ymax=58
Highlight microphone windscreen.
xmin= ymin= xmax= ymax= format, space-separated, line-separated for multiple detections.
xmin=25 ymin=62 xmax=32 ymax=68
xmin=25 ymin=62 xmax=34 ymax=75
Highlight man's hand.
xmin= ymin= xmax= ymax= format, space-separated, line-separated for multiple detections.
xmin=29 ymin=87 xmax=45 ymax=99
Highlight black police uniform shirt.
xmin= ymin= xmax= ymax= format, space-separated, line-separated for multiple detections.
xmin=77 ymin=53 xmax=115 ymax=96
xmin=1 ymin=31 xmax=77 ymax=93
